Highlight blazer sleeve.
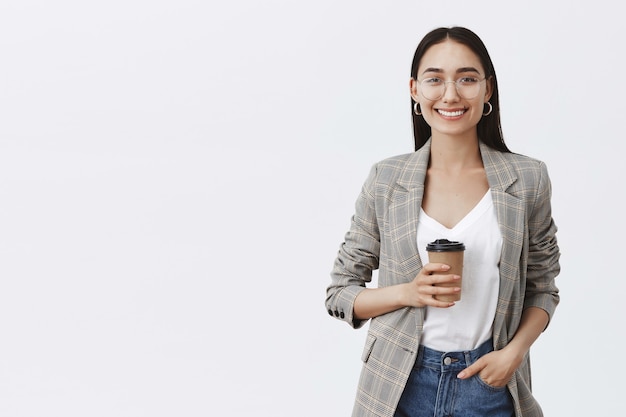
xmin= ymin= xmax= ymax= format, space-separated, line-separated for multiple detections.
xmin=325 ymin=164 xmax=381 ymax=329
xmin=524 ymin=161 xmax=561 ymax=324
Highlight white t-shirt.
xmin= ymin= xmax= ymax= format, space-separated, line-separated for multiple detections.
xmin=418 ymin=190 xmax=502 ymax=351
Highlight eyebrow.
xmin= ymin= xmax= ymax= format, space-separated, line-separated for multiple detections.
xmin=421 ymin=67 xmax=482 ymax=75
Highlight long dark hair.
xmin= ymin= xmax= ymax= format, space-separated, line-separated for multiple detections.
xmin=410 ymin=27 xmax=510 ymax=152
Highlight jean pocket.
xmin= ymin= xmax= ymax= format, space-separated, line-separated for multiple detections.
xmin=473 ymin=375 xmax=508 ymax=392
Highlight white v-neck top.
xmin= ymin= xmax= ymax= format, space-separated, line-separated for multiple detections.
xmin=417 ymin=190 xmax=502 ymax=351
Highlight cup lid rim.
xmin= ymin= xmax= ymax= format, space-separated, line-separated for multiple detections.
xmin=426 ymin=239 xmax=465 ymax=251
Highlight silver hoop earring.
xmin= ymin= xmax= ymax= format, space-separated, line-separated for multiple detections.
xmin=483 ymin=102 xmax=493 ymax=116
xmin=413 ymin=102 xmax=422 ymax=116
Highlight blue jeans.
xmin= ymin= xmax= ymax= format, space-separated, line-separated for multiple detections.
xmin=394 ymin=339 xmax=514 ymax=417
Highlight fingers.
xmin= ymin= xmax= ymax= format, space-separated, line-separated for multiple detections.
xmin=407 ymin=264 xmax=462 ymax=308
xmin=418 ymin=282 xmax=460 ymax=308
xmin=457 ymin=354 xmax=509 ymax=387
xmin=429 ymin=298 xmax=457 ymax=308
xmin=418 ymin=264 xmax=460 ymax=284
xmin=417 ymin=269 xmax=461 ymax=295
xmin=457 ymin=359 xmax=483 ymax=380
xmin=421 ymin=262 xmax=451 ymax=274
xmin=421 ymin=263 xmax=460 ymax=282
xmin=427 ymin=274 xmax=461 ymax=287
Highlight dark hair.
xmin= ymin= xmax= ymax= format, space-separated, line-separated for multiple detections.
xmin=410 ymin=27 xmax=510 ymax=152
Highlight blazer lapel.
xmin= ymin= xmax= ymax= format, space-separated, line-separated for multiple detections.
xmin=480 ymin=143 xmax=525 ymax=348
xmin=389 ymin=141 xmax=431 ymax=280
xmin=480 ymin=142 xmax=524 ymax=257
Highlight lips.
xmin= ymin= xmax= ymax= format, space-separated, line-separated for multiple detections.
xmin=437 ymin=109 xmax=466 ymax=117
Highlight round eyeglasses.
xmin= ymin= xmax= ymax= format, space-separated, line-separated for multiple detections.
xmin=417 ymin=76 xmax=487 ymax=101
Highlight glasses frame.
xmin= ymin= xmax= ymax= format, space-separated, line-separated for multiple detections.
xmin=417 ymin=76 xmax=487 ymax=101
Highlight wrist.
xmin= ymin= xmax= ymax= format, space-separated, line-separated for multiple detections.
xmin=397 ymin=282 xmax=425 ymax=309
xmin=502 ymin=340 xmax=528 ymax=363
xmin=395 ymin=283 xmax=409 ymax=308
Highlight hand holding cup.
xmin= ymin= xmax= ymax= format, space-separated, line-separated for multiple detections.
xmin=426 ymin=239 xmax=465 ymax=302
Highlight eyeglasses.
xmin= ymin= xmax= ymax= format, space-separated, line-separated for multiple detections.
xmin=417 ymin=76 xmax=487 ymax=101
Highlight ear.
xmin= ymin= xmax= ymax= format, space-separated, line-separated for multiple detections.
xmin=484 ymin=76 xmax=494 ymax=102
xmin=409 ymin=78 xmax=419 ymax=102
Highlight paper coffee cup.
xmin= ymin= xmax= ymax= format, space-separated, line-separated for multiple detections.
xmin=426 ymin=239 xmax=465 ymax=302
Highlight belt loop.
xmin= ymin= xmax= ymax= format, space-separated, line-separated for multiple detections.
xmin=464 ymin=351 xmax=472 ymax=365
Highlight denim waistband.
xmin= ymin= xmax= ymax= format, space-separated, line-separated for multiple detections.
xmin=416 ymin=339 xmax=494 ymax=372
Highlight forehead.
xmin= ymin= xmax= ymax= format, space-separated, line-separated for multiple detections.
xmin=418 ymin=40 xmax=484 ymax=74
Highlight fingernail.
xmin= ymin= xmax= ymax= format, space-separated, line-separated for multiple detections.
xmin=457 ymin=372 xmax=465 ymax=378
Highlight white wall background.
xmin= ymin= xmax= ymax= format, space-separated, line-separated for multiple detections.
xmin=0 ymin=1 xmax=623 ymax=415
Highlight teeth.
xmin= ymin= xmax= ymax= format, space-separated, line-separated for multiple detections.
xmin=438 ymin=109 xmax=465 ymax=117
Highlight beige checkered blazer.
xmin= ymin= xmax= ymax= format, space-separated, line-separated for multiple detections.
xmin=326 ymin=140 xmax=560 ymax=417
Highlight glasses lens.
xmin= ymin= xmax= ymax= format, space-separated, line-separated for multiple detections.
xmin=420 ymin=78 xmax=444 ymax=100
xmin=457 ymin=78 xmax=481 ymax=99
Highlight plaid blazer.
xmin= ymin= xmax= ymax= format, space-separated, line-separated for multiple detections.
xmin=326 ymin=140 xmax=560 ymax=417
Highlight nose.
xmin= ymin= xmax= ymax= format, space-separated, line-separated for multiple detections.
xmin=441 ymin=81 xmax=460 ymax=101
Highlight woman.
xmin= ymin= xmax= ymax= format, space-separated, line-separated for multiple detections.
xmin=325 ymin=27 xmax=560 ymax=417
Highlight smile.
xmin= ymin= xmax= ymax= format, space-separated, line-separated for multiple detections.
xmin=437 ymin=109 xmax=466 ymax=117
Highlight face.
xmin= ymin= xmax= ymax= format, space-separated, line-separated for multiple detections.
xmin=410 ymin=40 xmax=493 ymax=139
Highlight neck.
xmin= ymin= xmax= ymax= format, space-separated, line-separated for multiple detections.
xmin=429 ymin=133 xmax=482 ymax=171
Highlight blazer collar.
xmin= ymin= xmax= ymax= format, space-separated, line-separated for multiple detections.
xmin=396 ymin=140 xmax=431 ymax=191
xmin=479 ymin=141 xmax=517 ymax=192
xmin=396 ymin=139 xmax=518 ymax=194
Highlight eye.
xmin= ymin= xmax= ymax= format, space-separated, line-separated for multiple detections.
xmin=423 ymin=77 xmax=443 ymax=85
xmin=458 ymin=76 xmax=480 ymax=84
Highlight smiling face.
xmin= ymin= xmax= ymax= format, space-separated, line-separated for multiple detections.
xmin=410 ymin=40 xmax=493 ymax=141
